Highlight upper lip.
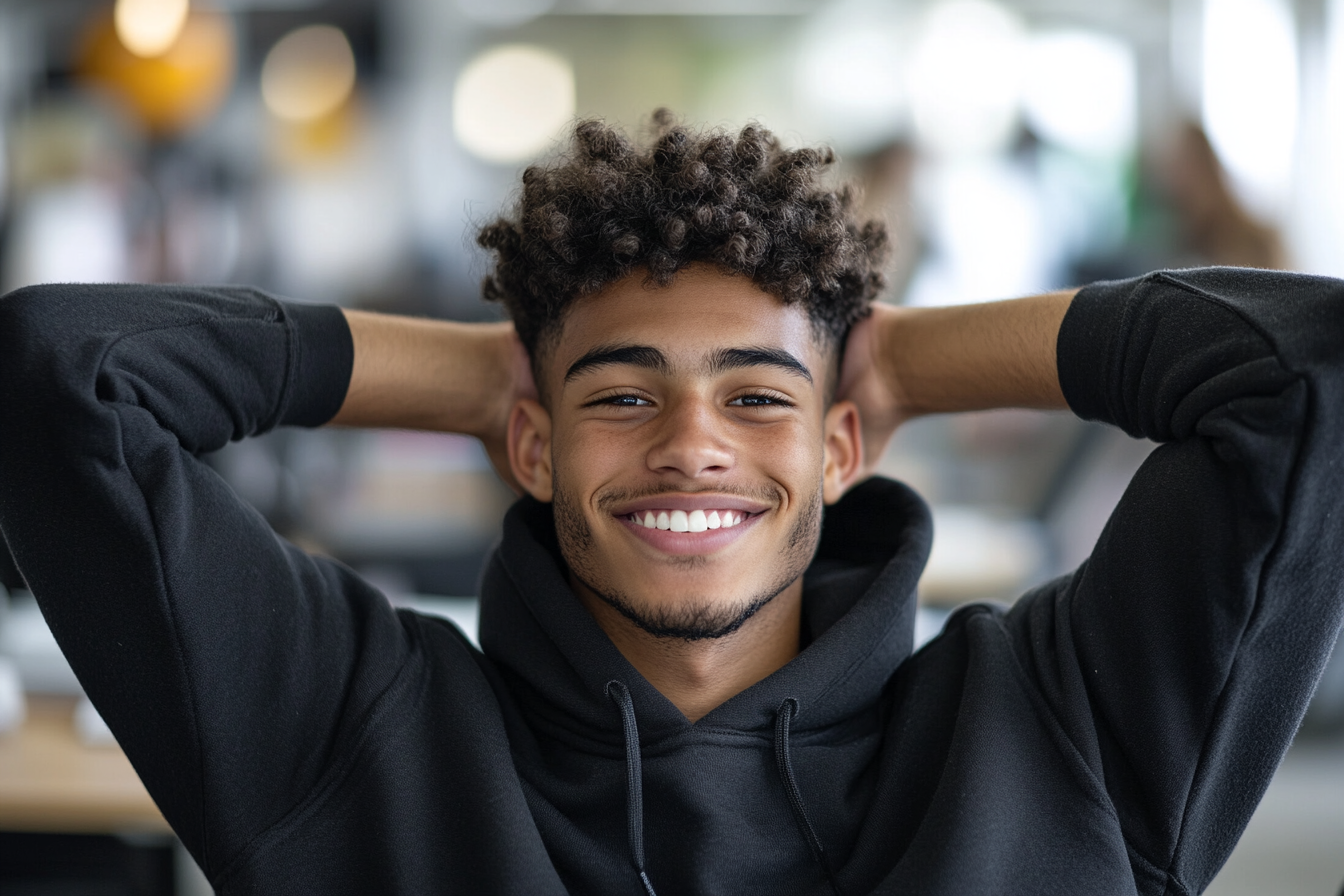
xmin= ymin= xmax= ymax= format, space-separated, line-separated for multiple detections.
xmin=609 ymin=493 xmax=772 ymax=516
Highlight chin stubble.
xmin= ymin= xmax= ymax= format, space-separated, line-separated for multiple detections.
xmin=552 ymin=478 xmax=823 ymax=642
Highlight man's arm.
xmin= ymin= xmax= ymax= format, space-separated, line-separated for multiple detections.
xmin=331 ymin=310 xmax=525 ymax=434
xmin=334 ymin=290 xmax=1070 ymax=479
xmin=845 ymin=270 xmax=1344 ymax=892
xmin=330 ymin=310 xmax=534 ymax=489
xmin=0 ymin=285 xmax=494 ymax=876
xmin=839 ymin=290 xmax=1075 ymax=472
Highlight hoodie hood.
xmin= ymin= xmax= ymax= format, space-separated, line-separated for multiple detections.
xmin=477 ymin=476 xmax=931 ymax=742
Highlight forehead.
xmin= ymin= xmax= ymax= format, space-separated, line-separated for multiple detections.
xmin=552 ymin=266 xmax=818 ymax=372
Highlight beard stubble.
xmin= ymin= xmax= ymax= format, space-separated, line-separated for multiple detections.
xmin=552 ymin=478 xmax=823 ymax=642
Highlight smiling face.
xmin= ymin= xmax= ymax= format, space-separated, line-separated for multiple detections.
xmin=508 ymin=264 xmax=862 ymax=642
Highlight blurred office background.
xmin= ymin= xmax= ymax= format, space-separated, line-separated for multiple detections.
xmin=0 ymin=0 xmax=1342 ymax=893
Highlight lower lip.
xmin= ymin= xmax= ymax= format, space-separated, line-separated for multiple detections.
xmin=617 ymin=513 xmax=760 ymax=555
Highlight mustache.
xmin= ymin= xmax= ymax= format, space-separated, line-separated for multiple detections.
xmin=593 ymin=482 xmax=784 ymax=513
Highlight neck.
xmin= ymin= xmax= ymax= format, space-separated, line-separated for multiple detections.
xmin=573 ymin=577 xmax=804 ymax=723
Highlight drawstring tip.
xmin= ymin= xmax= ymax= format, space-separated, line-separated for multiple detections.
xmin=609 ymin=680 xmax=659 ymax=896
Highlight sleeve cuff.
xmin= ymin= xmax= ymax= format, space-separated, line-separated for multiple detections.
xmin=1056 ymin=275 xmax=1136 ymax=427
xmin=280 ymin=302 xmax=354 ymax=428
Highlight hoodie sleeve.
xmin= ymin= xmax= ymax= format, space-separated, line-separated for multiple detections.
xmin=0 ymin=283 xmax=411 ymax=875
xmin=1007 ymin=267 xmax=1344 ymax=893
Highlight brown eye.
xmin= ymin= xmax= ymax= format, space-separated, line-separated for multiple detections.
xmin=584 ymin=393 xmax=653 ymax=408
xmin=729 ymin=392 xmax=793 ymax=408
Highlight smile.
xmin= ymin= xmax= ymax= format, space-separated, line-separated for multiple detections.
xmin=610 ymin=495 xmax=770 ymax=555
xmin=623 ymin=509 xmax=750 ymax=532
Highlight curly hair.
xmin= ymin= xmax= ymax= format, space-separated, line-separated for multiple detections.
xmin=476 ymin=111 xmax=889 ymax=375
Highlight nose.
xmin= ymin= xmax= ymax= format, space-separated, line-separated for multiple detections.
xmin=645 ymin=395 xmax=733 ymax=479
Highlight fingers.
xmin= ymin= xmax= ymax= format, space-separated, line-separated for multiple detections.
xmin=507 ymin=331 xmax=538 ymax=403
xmin=836 ymin=314 xmax=876 ymax=404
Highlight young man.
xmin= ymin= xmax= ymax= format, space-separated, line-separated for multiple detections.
xmin=1 ymin=116 xmax=1342 ymax=896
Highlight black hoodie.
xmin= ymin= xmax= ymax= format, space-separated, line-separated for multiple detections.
xmin=0 ymin=268 xmax=1341 ymax=895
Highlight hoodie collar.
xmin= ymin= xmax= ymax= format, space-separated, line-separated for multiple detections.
xmin=477 ymin=477 xmax=931 ymax=741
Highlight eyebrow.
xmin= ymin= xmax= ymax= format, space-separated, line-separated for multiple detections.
xmin=707 ymin=346 xmax=813 ymax=385
xmin=565 ymin=344 xmax=672 ymax=383
xmin=563 ymin=342 xmax=813 ymax=386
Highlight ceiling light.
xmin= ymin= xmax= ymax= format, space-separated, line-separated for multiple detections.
xmin=1023 ymin=30 xmax=1137 ymax=157
xmin=907 ymin=0 xmax=1025 ymax=156
xmin=261 ymin=25 xmax=357 ymax=123
xmin=1202 ymin=0 xmax=1299 ymax=214
xmin=114 ymin=0 xmax=190 ymax=58
xmin=78 ymin=8 xmax=237 ymax=136
xmin=453 ymin=45 xmax=575 ymax=164
xmin=795 ymin=0 xmax=910 ymax=151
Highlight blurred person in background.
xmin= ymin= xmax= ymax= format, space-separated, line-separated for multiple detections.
xmin=1162 ymin=121 xmax=1291 ymax=271
xmin=1 ymin=113 xmax=1343 ymax=896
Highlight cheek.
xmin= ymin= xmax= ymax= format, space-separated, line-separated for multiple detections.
xmin=551 ymin=424 xmax=639 ymax=500
xmin=741 ymin=424 xmax=826 ymax=484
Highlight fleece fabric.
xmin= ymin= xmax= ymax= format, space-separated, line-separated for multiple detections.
xmin=0 ymin=268 xmax=1342 ymax=895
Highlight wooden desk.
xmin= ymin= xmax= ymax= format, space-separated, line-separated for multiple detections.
xmin=0 ymin=695 xmax=168 ymax=834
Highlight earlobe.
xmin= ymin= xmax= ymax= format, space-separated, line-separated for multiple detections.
xmin=507 ymin=399 xmax=554 ymax=502
xmin=822 ymin=400 xmax=864 ymax=504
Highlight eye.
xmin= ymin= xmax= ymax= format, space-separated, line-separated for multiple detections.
xmin=584 ymin=392 xmax=653 ymax=408
xmin=729 ymin=391 xmax=794 ymax=408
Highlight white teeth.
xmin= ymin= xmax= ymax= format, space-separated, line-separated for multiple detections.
xmin=630 ymin=508 xmax=751 ymax=532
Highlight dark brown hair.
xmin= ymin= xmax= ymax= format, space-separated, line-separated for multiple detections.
xmin=477 ymin=110 xmax=889 ymax=368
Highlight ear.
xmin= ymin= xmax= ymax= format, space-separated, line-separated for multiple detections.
xmin=821 ymin=399 xmax=864 ymax=504
xmin=507 ymin=399 xmax=554 ymax=502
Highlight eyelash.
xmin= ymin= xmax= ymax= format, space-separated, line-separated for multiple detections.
xmin=730 ymin=391 xmax=794 ymax=408
xmin=581 ymin=391 xmax=652 ymax=408
xmin=597 ymin=394 xmax=651 ymax=407
xmin=584 ymin=391 xmax=794 ymax=409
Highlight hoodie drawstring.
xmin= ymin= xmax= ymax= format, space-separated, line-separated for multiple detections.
xmin=607 ymin=681 xmax=658 ymax=896
xmin=604 ymin=685 xmax=840 ymax=896
xmin=775 ymin=698 xmax=843 ymax=896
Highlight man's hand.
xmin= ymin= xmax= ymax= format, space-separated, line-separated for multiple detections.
xmin=331 ymin=311 xmax=537 ymax=491
xmin=837 ymin=304 xmax=910 ymax=480
xmin=477 ymin=326 xmax=538 ymax=493
xmin=334 ymin=288 xmax=1075 ymax=496
xmin=836 ymin=291 xmax=1077 ymax=482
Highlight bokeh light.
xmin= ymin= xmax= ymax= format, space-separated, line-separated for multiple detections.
xmin=452 ymin=45 xmax=575 ymax=164
xmin=1331 ymin=0 xmax=1344 ymax=157
xmin=78 ymin=8 xmax=236 ymax=137
xmin=1329 ymin=0 xmax=1344 ymax=212
xmin=1305 ymin=0 xmax=1344 ymax=277
xmin=1022 ymin=30 xmax=1137 ymax=157
xmin=114 ymin=0 xmax=190 ymax=59
xmin=795 ymin=0 xmax=909 ymax=152
xmin=1202 ymin=0 xmax=1298 ymax=214
xmin=261 ymin=26 xmax=358 ymax=124
xmin=907 ymin=0 xmax=1026 ymax=156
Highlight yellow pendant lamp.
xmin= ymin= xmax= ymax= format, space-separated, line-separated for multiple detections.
xmin=76 ymin=0 xmax=237 ymax=138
